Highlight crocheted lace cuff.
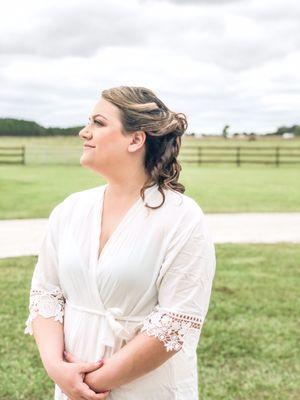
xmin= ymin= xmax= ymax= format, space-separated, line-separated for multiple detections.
xmin=24 ymin=287 xmax=65 ymax=335
xmin=140 ymin=305 xmax=203 ymax=352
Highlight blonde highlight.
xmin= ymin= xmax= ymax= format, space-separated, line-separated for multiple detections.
xmin=101 ymin=86 xmax=188 ymax=209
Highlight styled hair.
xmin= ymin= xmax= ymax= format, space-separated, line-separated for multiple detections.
xmin=101 ymin=86 xmax=188 ymax=209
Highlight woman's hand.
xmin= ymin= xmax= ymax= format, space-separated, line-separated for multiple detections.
xmin=47 ymin=353 xmax=110 ymax=400
xmin=64 ymin=351 xmax=112 ymax=395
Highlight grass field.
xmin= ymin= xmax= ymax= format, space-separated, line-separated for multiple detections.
xmin=1 ymin=163 xmax=299 ymax=218
xmin=0 ymin=243 xmax=299 ymax=400
xmin=1 ymin=135 xmax=299 ymax=218
xmin=1 ymin=136 xmax=299 ymax=399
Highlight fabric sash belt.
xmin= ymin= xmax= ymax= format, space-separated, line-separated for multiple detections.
xmin=65 ymin=298 xmax=145 ymax=348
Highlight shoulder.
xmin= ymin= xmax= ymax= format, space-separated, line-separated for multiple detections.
xmin=162 ymin=189 xmax=215 ymax=254
xmin=161 ymin=187 xmax=204 ymax=223
xmin=48 ymin=184 xmax=104 ymax=220
xmin=61 ymin=184 xmax=102 ymax=206
xmin=173 ymin=191 xmax=214 ymax=246
xmin=150 ymin=186 xmax=208 ymax=240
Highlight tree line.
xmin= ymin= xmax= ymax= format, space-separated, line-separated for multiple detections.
xmin=0 ymin=118 xmax=82 ymax=136
xmin=0 ymin=118 xmax=299 ymax=136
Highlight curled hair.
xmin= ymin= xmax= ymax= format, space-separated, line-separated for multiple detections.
xmin=101 ymin=86 xmax=188 ymax=209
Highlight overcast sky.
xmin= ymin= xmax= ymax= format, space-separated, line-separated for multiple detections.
xmin=1 ymin=0 xmax=299 ymax=134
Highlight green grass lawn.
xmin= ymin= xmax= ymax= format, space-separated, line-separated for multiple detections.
xmin=1 ymin=163 xmax=299 ymax=218
xmin=0 ymin=243 xmax=299 ymax=399
xmin=197 ymin=243 xmax=300 ymax=400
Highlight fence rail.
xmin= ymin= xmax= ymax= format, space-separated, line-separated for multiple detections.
xmin=0 ymin=145 xmax=300 ymax=166
xmin=0 ymin=146 xmax=25 ymax=164
xmin=180 ymin=146 xmax=300 ymax=166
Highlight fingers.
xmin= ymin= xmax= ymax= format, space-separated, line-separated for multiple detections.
xmin=93 ymin=391 xmax=111 ymax=399
xmin=64 ymin=384 xmax=110 ymax=400
xmin=89 ymin=390 xmax=111 ymax=399
xmin=84 ymin=390 xmax=111 ymax=399
xmin=80 ymin=361 xmax=104 ymax=373
xmin=80 ymin=382 xmax=111 ymax=399
xmin=64 ymin=350 xmax=80 ymax=363
xmin=64 ymin=351 xmax=104 ymax=373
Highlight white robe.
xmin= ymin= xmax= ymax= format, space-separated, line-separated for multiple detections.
xmin=24 ymin=182 xmax=216 ymax=399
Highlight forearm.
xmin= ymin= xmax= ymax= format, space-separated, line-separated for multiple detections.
xmin=86 ymin=331 xmax=177 ymax=391
xmin=31 ymin=315 xmax=65 ymax=376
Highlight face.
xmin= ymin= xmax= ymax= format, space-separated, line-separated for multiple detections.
xmin=79 ymin=97 xmax=145 ymax=176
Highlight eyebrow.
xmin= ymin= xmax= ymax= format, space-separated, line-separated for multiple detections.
xmin=89 ymin=113 xmax=108 ymax=121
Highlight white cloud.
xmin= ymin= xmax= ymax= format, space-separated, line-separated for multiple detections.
xmin=0 ymin=0 xmax=299 ymax=133
xmin=141 ymin=0 xmax=245 ymax=4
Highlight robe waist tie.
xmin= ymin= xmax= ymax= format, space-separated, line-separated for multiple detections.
xmin=65 ymin=298 xmax=145 ymax=348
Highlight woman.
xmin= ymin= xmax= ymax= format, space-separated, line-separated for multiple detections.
xmin=24 ymin=86 xmax=216 ymax=399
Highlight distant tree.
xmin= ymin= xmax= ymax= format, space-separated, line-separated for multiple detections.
xmin=222 ymin=124 xmax=230 ymax=139
xmin=274 ymin=124 xmax=300 ymax=136
xmin=294 ymin=126 xmax=300 ymax=136
xmin=0 ymin=118 xmax=46 ymax=136
xmin=0 ymin=118 xmax=84 ymax=136
xmin=47 ymin=126 xmax=84 ymax=136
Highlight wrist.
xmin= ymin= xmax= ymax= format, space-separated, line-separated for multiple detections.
xmin=85 ymin=359 xmax=118 ymax=391
xmin=44 ymin=359 xmax=65 ymax=380
xmin=100 ymin=358 xmax=122 ymax=389
xmin=84 ymin=367 xmax=112 ymax=393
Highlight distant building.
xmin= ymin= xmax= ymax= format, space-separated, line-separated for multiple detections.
xmin=282 ymin=133 xmax=295 ymax=139
xmin=248 ymin=132 xmax=256 ymax=141
xmin=230 ymin=133 xmax=247 ymax=140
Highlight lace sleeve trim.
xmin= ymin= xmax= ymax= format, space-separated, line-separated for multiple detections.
xmin=24 ymin=287 xmax=65 ymax=335
xmin=140 ymin=305 xmax=203 ymax=352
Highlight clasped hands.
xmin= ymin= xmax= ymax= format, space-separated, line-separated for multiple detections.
xmin=48 ymin=350 xmax=112 ymax=400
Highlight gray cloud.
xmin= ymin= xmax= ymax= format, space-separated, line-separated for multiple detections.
xmin=0 ymin=0 xmax=299 ymax=133
xmin=140 ymin=0 xmax=245 ymax=4
xmin=0 ymin=2 xmax=147 ymax=57
xmin=1 ymin=0 xmax=298 ymax=74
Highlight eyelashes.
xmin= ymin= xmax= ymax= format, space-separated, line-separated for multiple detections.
xmin=87 ymin=119 xmax=103 ymax=126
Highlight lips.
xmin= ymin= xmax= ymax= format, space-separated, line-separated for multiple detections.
xmin=84 ymin=144 xmax=96 ymax=148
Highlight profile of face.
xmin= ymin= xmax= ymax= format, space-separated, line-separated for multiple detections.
xmin=79 ymin=97 xmax=146 ymax=178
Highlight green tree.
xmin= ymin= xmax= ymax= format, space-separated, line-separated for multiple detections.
xmin=222 ymin=124 xmax=230 ymax=139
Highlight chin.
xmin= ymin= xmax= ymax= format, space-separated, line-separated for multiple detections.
xmin=79 ymin=156 xmax=93 ymax=168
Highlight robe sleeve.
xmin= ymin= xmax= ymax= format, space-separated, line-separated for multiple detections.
xmin=140 ymin=210 xmax=216 ymax=353
xmin=24 ymin=203 xmax=65 ymax=335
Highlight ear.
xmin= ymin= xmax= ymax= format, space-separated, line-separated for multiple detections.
xmin=128 ymin=130 xmax=146 ymax=153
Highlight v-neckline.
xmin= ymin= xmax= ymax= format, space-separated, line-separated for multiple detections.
xmin=94 ymin=183 xmax=144 ymax=264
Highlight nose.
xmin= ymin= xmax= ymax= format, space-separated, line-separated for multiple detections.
xmin=78 ymin=123 xmax=92 ymax=140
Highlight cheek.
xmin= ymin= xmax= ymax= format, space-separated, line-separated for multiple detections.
xmin=94 ymin=130 xmax=128 ymax=160
xmin=94 ymin=132 xmax=110 ymax=148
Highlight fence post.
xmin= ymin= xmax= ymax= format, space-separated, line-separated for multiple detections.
xmin=198 ymin=146 xmax=202 ymax=165
xmin=21 ymin=145 xmax=25 ymax=165
xmin=236 ymin=146 xmax=241 ymax=167
xmin=275 ymin=147 xmax=280 ymax=167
